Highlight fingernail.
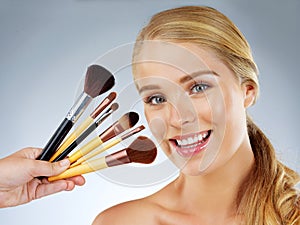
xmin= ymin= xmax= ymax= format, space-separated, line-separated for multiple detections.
xmin=59 ymin=159 xmax=70 ymax=167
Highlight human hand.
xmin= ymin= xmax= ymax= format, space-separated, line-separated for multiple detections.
xmin=0 ymin=147 xmax=85 ymax=208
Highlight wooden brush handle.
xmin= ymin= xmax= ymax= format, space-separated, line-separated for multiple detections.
xmin=70 ymin=137 xmax=121 ymax=167
xmin=50 ymin=117 xmax=94 ymax=162
xmin=68 ymin=137 xmax=103 ymax=164
xmin=70 ymin=125 xmax=145 ymax=167
xmin=48 ymin=157 xmax=108 ymax=181
xmin=81 ymin=138 xmax=121 ymax=165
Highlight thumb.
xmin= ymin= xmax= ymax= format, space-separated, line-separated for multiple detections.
xmin=30 ymin=159 xmax=70 ymax=178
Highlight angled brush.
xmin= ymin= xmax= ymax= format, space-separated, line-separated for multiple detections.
xmin=37 ymin=64 xmax=115 ymax=161
xmin=48 ymin=136 xmax=157 ymax=182
xmin=70 ymin=125 xmax=145 ymax=167
xmin=49 ymin=92 xmax=117 ymax=162
xmin=63 ymin=112 xmax=139 ymax=164
xmin=52 ymin=102 xmax=119 ymax=162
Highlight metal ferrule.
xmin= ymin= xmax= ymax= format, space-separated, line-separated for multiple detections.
xmin=105 ymin=150 xmax=130 ymax=167
xmin=95 ymin=107 xmax=113 ymax=126
xmin=66 ymin=92 xmax=92 ymax=123
xmin=121 ymin=125 xmax=145 ymax=140
xmin=98 ymin=121 xmax=125 ymax=142
xmin=90 ymin=98 xmax=111 ymax=119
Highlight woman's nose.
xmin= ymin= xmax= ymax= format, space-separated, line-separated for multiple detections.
xmin=168 ymin=94 xmax=196 ymax=128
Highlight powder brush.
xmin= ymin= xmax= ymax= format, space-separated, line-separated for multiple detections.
xmin=49 ymin=92 xmax=117 ymax=162
xmin=48 ymin=136 xmax=157 ymax=181
xmin=37 ymin=65 xmax=115 ymax=161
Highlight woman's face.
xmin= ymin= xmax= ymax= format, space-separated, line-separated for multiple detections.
xmin=133 ymin=41 xmax=255 ymax=176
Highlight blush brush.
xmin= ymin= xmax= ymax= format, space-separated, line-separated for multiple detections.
xmin=37 ymin=64 xmax=115 ymax=161
xmin=48 ymin=136 xmax=157 ymax=182
xmin=49 ymin=92 xmax=117 ymax=162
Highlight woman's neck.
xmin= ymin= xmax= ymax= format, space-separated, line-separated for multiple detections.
xmin=172 ymin=142 xmax=255 ymax=223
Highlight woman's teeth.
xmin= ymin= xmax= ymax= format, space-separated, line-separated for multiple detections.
xmin=176 ymin=131 xmax=210 ymax=147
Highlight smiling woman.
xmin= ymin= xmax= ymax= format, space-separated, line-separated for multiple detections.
xmin=92 ymin=6 xmax=300 ymax=225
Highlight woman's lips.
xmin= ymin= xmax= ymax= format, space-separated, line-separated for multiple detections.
xmin=169 ymin=130 xmax=211 ymax=157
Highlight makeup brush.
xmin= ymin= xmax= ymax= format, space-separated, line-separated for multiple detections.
xmin=52 ymin=102 xmax=119 ymax=162
xmin=62 ymin=112 xmax=139 ymax=164
xmin=37 ymin=64 xmax=115 ymax=161
xmin=49 ymin=92 xmax=117 ymax=162
xmin=70 ymin=125 xmax=145 ymax=167
xmin=48 ymin=136 xmax=157 ymax=182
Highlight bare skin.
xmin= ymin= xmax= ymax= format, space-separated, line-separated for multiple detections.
xmin=0 ymin=147 xmax=85 ymax=208
xmin=93 ymin=145 xmax=253 ymax=225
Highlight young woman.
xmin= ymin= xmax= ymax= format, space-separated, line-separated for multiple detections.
xmin=93 ymin=6 xmax=300 ymax=225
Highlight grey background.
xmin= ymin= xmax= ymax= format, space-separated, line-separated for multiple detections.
xmin=0 ymin=1 xmax=299 ymax=225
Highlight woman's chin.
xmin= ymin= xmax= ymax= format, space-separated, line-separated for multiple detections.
xmin=166 ymin=155 xmax=210 ymax=176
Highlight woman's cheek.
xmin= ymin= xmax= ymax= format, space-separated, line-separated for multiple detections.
xmin=148 ymin=116 xmax=167 ymax=141
xmin=147 ymin=115 xmax=173 ymax=156
xmin=193 ymin=94 xmax=216 ymax=128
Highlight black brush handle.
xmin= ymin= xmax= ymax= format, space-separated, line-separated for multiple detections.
xmin=37 ymin=118 xmax=74 ymax=161
xmin=52 ymin=122 xmax=98 ymax=162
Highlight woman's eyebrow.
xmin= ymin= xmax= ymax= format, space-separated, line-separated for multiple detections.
xmin=179 ymin=70 xmax=219 ymax=83
xmin=138 ymin=84 xmax=161 ymax=94
xmin=138 ymin=71 xmax=219 ymax=94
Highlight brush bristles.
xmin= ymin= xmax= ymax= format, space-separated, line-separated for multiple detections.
xmin=84 ymin=64 xmax=115 ymax=98
xmin=108 ymin=91 xmax=117 ymax=101
xmin=98 ymin=112 xmax=139 ymax=142
xmin=118 ymin=112 xmax=139 ymax=130
xmin=126 ymin=136 xmax=157 ymax=164
xmin=110 ymin=103 xmax=119 ymax=112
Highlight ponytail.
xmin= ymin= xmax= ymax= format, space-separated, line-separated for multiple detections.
xmin=237 ymin=115 xmax=300 ymax=224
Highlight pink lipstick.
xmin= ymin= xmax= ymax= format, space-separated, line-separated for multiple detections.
xmin=170 ymin=130 xmax=211 ymax=157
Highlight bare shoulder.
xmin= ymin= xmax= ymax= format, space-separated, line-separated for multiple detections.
xmin=92 ymin=197 xmax=160 ymax=225
xmin=91 ymin=181 xmax=199 ymax=225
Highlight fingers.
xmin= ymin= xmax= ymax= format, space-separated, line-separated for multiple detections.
xmin=9 ymin=147 xmax=79 ymax=179
xmin=18 ymin=147 xmax=86 ymax=188
xmin=29 ymin=158 xmax=71 ymax=178
xmin=35 ymin=179 xmax=70 ymax=199
xmin=24 ymin=151 xmax=86 ymax=185
xmin=34 ymin=176 xmax=85 ymax=199
xmin=9 ymin=147 xmax=42 ymax=159
xmin=66 ymin=175 xmax=86 ymax=186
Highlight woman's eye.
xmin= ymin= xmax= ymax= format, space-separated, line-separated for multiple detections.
xmin=191 ymin=83 xmax=209 ymax=94
xmin=145 ymin=95 xmax=166 ymax=105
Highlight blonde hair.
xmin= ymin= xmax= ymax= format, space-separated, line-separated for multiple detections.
xmin=133 ymin=6 xmax=300 ymax=224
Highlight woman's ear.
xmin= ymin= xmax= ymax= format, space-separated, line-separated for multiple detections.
xmin=242 ymin=82 xmax=257 ymax=108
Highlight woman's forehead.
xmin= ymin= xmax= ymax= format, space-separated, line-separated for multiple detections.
xmin=133 ymin=41 xmax=210 ymax=74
